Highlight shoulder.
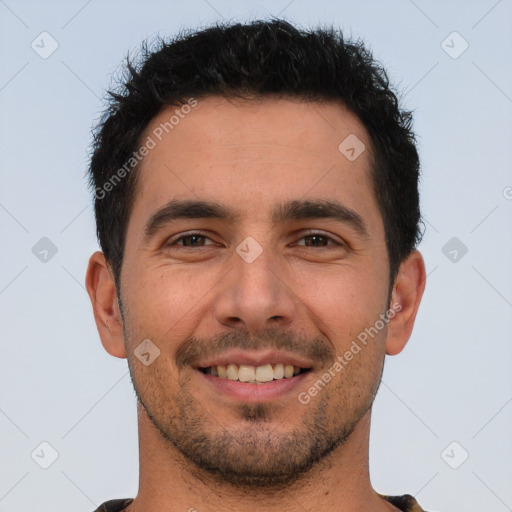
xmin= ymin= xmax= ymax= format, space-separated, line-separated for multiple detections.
xmin=91 ymin=498 xmax=134 ymax=512
xmin=379 ymin=493 xmax=430 ymax=511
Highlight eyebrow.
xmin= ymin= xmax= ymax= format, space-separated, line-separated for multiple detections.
xmin=143 ymin=198 xmax=369 ymax=242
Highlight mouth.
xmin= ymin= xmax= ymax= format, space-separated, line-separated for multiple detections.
xmin=193 ymin=350 xmax=315 ymax=402
xmin=199 ymin=363 xmax=312 ymax=384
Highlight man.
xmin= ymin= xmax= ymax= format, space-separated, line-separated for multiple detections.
xmin=85 ymin=18 xmax=428 ymax=512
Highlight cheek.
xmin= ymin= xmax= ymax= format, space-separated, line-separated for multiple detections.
xmin=124 ymin=264 xmax=222 ymax=345
xmin=294 ymin=264 xmax=386 ymax=338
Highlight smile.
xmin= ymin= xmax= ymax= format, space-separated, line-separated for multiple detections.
xmin=199 ymin=363 xmax=311 ymax=383
xmin=194 ymin=349 xmax=316 ymax=400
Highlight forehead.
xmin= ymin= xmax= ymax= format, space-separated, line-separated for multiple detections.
xmin=130 ymin=95 xmax=379 ymax=229
xmin=141 ymin=95 xmax=370 ymax=164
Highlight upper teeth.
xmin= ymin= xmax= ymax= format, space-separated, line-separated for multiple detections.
xmin=204 ymin=363 xmax=302 ymax=382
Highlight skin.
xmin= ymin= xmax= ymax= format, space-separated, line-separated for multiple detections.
xmin=86 ymin=96 xmax=426 ymax=512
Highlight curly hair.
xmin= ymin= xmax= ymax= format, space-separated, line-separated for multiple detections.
xmin=88 ymin=18 xmax=422 ymax=290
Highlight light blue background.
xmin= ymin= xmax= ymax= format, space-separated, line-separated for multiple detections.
xmin=1 ymin=1 xmax=511 ymax=511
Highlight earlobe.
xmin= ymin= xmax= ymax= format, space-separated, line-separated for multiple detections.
xmin=85 ymin=251 xmax=127 ymax=359
xmin=385 ymin=250 xmax=426 ymax=356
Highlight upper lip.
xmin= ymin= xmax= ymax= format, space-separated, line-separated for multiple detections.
xmin=194 ymin=349 xmax=316 ymax=370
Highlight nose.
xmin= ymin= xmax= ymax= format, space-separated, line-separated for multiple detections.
xmin=212 ymin=246 xmax=297 ymax=333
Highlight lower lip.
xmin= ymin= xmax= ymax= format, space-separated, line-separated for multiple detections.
xmin=198 ymin=370 xmax=311 ymax=402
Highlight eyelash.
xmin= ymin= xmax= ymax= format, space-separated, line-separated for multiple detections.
xmin=167 ymin=231 xmax=343 ymax=249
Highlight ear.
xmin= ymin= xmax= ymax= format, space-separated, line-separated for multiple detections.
xmin=385 ymin=250 xmax=426 ymax=356
xmin=85 ymin=251 xmax=126 ymax=358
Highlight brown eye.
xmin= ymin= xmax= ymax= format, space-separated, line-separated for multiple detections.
xmin=295 ymin=231 xmax=342 ymax=248
xmin=302 ymin=234 xmax=330 ymax=247
xmin=167 ymin=232 xmax=216 ymax=248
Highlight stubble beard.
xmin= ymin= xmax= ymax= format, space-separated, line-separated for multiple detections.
xmin=119 ymin=295 xmax=384 ymax=490
xmin=130 ymin=360 xmax=380 ymax=489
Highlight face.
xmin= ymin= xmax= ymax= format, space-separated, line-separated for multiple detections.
xmin=116 ymin=96 xmax=393 ymax=487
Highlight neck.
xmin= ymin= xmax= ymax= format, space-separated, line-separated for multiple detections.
xmin=127 ymin=406 xmax=397 ymax=512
